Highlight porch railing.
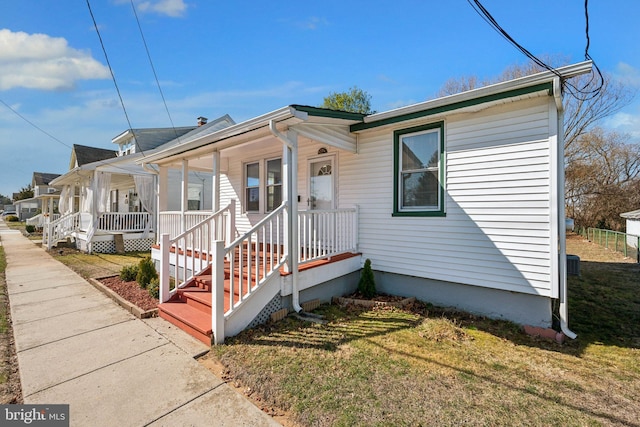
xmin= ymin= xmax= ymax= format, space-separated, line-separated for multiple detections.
xmin=96 ymin=212 xmax=151 ymax=233
xmin=211 ymin=201 xmax=288 ymax=344
xmin=298 ymin=207 xmax=358 ymax=264
xmin=45 ymin=212 xmax=81 ymax=250
xmin=158 ymin=211 xmax=215 ymax=241
xmin=27 ymin=213 xmax=60 ymax=228
xmin=159 ymin=201 xmax=236 ymax=302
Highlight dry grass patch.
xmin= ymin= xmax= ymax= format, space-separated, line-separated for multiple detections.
xmin=51 ymin=246 xmax=148 ymax=280
xmin=209 ymin=234 xmax=640 ymax=426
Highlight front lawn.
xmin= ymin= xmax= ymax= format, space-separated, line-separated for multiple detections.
xmin=208 ymin=234 xmax=640 ymax=426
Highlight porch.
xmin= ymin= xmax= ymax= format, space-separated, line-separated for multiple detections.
xmin=44 ymin=211 xmax=154 ymax=253
xmin=152 ymin=201 xmax=361 ymax=345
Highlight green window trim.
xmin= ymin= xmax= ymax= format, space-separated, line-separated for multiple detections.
xmin=393 ymin=121 xmax=446 ymax=217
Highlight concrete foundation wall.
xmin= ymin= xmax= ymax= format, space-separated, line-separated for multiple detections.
xmin=374 ymin=270 xmax=552 ymax=327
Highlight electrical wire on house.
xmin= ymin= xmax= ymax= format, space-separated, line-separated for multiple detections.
xmin=466 ymin=0 xmax=604 ymax=101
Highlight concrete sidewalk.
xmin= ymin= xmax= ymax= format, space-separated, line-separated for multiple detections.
xmin=0 ymin=222 xmax=280 ymax=427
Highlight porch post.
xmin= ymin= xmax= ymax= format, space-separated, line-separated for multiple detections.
xmin=212 ymin=151 xmax=221 ymax=240
xmin=160 ymin=233 xmax=170 ymax=303
xmin=181 ymin=159 xmax=189 ymax=234
xmin=155 ymin=166 xmax=169 ymax=241
xmin=282 ymin=141 xmax=291 ymax=273
xmin=212 ymin=151 xmax=220 ymax=213
xmin=211 ymin=240 xmax=225 ymax=344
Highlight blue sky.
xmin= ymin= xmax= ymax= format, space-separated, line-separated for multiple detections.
xmin=1 ymin=0 xmax=639 ymax=198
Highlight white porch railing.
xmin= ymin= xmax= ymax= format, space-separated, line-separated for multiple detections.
xmin=298 ymin=207 xmax=358 ymax=264
xmin=158 ymin=211 xmax=215 ymax=241
xmin=212 ymin=201 xmax=288 ymax=344
xmin=96 ymin=212 xmax=151 ymax=233
xmin=27 ymin=213 xmax=60 ymax=228
xmin=45 ymin=212 xmax=81 ymax=250
xmin=159 ymin=201 xmax=236 ymax=302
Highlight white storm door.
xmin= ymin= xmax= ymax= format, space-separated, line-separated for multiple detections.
xmin=308 ymin=156 xmax=335 ymax=210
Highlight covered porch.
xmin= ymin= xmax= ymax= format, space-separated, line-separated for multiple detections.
xmin=142 ymin=106 xmax=365 ymax=343
xmin=46 ymin=155 xmax=156 ymax=253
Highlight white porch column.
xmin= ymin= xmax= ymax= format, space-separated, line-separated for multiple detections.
xmin=181 ymin=159 xmax=189 ymax=233
xmin=212 ymin=151 xmax=220 ymax=213
xmin=157 ymin=166 xmax=168 ymax=241
xmin=48 ymin=196 xmax=54 ymax=216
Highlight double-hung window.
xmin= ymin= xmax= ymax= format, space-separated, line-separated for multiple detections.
xmin=244 ymin=158 xmax=283 ymax=213
xmin=393 ymin=122 xmax=445 ymax=216
xmin=245 ymin=162 xmax=260 ymax=212
xmin=266 ymin=158 xmax=282 ymax=211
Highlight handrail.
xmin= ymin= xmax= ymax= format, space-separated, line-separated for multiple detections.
xmin=223 ymin=201 xmax=288 ymax=316
xmin=45 ymin=212 xmax=81 ymax=250
xmin=159 ymin=201 xmax=235 ymax=302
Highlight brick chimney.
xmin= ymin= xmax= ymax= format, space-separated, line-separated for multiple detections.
xmin=197 ymin=116 xmax=208 ymax=126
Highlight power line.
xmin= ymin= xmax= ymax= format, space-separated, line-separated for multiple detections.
xmin=0 ymin=98 xmax=72 ymax=150
xmin=86 ymin=0 xmax=142 ymax=154
xmin=129 ymin=0 xmax=183 ymax=144
xmin=466 ymin=0 xmax=604 ymax=101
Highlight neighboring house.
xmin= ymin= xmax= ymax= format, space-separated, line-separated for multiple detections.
xmin=141 ymin=61 xmax=593 ymax=344
xmin=46 ymin=116 xmax=235 ymax=253
xmin=620 ymin=209 xmax=640 ymax=248
xmin=21 ymin=172 xmax=62 ymax=224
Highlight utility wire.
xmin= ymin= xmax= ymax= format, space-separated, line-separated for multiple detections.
xmin=129 ymin=0 xmax=182 ymax=144
xmin=0 ymin=98 xmax=72 ymax=149
xmin=86 ymin=0 xmax=144 ymax=156
xmin=466 ymin=0 xmax=604 ymax=101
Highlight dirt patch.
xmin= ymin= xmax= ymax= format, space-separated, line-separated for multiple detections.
xmin=98 ymin=276 xmax=158 ymax=311
xmin=0 ymin=260 xmax=22 ymax=403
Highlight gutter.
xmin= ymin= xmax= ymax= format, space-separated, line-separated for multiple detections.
xmin=555 ymin=77 xmax=577 ymax=339
xmin=269 ymin=119 xmax=303 ymax=313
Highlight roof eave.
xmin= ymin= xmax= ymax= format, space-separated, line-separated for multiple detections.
xmin=353 ymin=61 xmax=593 ymax=132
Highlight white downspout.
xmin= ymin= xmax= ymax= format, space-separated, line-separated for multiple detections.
xmin=555 ymin=77 xmax=577 ymax=339
xmin=269 ymin=120 xmax=303 ymax=313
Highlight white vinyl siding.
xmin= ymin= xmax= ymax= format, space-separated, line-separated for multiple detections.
xmin=341 ymin=96 xmax=555 ymax=297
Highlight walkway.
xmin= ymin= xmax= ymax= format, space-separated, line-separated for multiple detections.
xmin=0 ymin=221 xmax=280 ymax=426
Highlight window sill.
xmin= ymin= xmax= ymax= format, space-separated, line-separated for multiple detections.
xmin=392 ymin=211 xmax=446 ymax=217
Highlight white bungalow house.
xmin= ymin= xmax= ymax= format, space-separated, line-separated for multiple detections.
xmin=141 ymin=62 xmax=592 ymax=345
xmin=20 ymin=172 xmax=62 ymax=225
xmin=46 ymin=116 xmax=235 ymax=253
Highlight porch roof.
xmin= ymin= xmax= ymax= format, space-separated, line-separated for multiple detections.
xmin=137 ymin=106 xmax=365 ymax=166
xmin=50 ymin=152 xmax=152 ymax=186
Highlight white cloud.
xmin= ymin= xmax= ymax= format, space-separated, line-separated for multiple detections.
xmin=605 ymin=109 xmax=640 ymax=141
xmin=137 ymin=0 xmax=187 ymax=17
xmin=614 ymin=62 xmax=640 ymax=88
xmin=0 ymin=29 xmax=110 ymax=91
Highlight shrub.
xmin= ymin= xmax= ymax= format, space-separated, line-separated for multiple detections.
xmin=25 ymin=225 xmax=36 ymax=233
xmin=358 ymin=258 xmax=377 ymax=298
xmin=148 ymin=277 xmax=160 ymax=299
xmin=136 ymin=257 xmax=158 ymax=289
xmin=5 ymin=215 xmax=19 ymax=222
xmin=120 ymin=264 xmax=138 ymax=282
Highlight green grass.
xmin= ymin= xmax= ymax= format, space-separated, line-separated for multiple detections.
xmin=210 ymin=234 xmax=640 ymax=426
xmin=0 ymin=246 xmax=7 ymax=335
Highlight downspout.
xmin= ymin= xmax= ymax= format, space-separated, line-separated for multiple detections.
xmin=555 ymin=77 xmax=577 ymax=339
xmin=269 ymin=120 xmax=303 ymax=313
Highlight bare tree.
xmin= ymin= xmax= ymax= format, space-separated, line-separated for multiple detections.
xmin=436 ymin=59 xmax=635 ymax=153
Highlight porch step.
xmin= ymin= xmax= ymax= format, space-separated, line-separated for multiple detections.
xmin=158 ymin=302 xmax=212 ymax=346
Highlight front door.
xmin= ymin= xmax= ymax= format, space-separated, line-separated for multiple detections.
xmin=308 ymin=156 xmax=335 ymax=210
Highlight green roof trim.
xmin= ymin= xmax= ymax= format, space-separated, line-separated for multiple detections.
xmin=350 ymin=82 xmax=554 ymax=132
xmin=291 ymin=105 xmax=367 ymax=121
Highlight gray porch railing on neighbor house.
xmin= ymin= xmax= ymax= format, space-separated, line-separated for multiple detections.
xmin=583 ymin=227 xmax=640 ymax=262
